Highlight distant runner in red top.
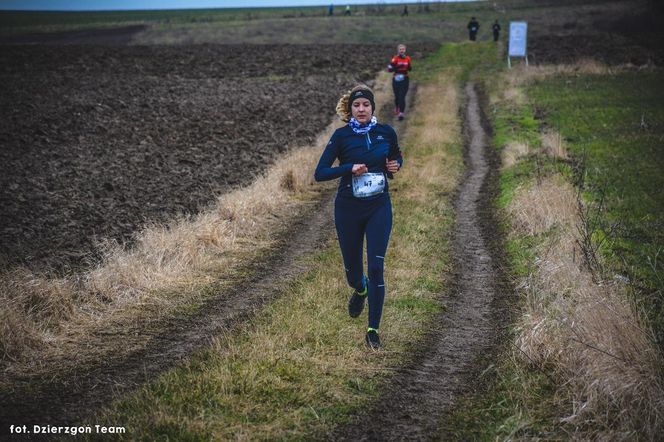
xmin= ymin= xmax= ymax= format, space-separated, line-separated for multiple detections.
xmin=387 ymin=44 xmax=412 ymax=121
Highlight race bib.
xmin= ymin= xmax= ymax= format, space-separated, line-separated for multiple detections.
xmin=394 ymin=73 xmax=406 ymax=82
xmin=352 ymin=172 xmax=385 ymax=198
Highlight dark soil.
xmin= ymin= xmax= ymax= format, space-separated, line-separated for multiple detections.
xmin=0 ymin=43 xmax=393 ymax=272
xmin=0 ymin=24 xmax=148 ymax=45
xmin=332 ymin=84 xmax=509 ymax=441
xmin=528 ymin=32 xmax=664 ymax=66
xmin=528 ymin=7 xmax=664 ymax=65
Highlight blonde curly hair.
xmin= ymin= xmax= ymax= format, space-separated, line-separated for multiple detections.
xmin=336 ymin=84 xmax=375 ymax=123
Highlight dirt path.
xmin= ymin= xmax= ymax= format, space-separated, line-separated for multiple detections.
xmin=333 ymin=82 xmax=508 ymax=440
xmin=0 ymin=86 xmax=415 ymax=435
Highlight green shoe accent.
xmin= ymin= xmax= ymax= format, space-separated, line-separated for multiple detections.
xmin=367 ymin=327 xmax=379 ymax=333
xmin=348 ymin=277 xmax=369 ymax=318
xmin=365 ymin=328 xmax=381 ymax=349
xmin=348 ymin=292 xmax=365 ymax=318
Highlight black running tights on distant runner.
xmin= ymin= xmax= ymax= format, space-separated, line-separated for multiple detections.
xmin=392 ymin=77 xmax=409 ymax=113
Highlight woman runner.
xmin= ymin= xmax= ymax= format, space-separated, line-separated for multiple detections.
xmin=314 ymin=85 xmax=403 ymax=349
xmin=387 ymin=44 xmax=412 ymax=121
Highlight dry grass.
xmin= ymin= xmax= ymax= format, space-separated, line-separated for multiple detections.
xmin=507 ymin=59 xmax=615 ymax=89
xmin=371 ymin=70 xmax=393 ymax=111
xmin=403 ymin=68 xmax=462 ymax=202
xmin=0 ymin=111 xmax=343 ymax=370
xmin=541 ymin=129 xmax=568 ymax=159
xmin=509 ymin=172 xmax=664 ymax=439
xmin=502 ymin=130 xmax=565 ymax=169
xmin=507 ymin=175 xmax=576 ymax=236
xmin=415 ymin=75 xmax=459 ymax=146
xmin=502 ymin=141 xmax=530 ymax=169
xmin=495 ymin=59 xmax=664 ymax=437
xmin=500 ymin=85 xmax=527 ymax=107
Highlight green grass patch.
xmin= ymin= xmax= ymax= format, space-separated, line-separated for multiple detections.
xmin=504 ymin=234 xmax=539 ymax=278
xmin=439 ymin=353 xmax=562 ymax=440
xmin=490 ymin=103 xmax=543 ymax=156
xmin=417 ymin=40 xmax=502 ymax=83
xmin=528 ymin=69 xmax=664 ymax=345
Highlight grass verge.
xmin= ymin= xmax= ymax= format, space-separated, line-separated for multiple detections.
xmin=528 ymin=69 xmax=664 ymax=343
xmin=442 ymin=62 xmax=664 ymax=439
xmin=81 ymin=45 xmax=464 ymax=439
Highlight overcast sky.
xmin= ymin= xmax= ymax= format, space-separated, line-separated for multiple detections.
xmin=0 ymin=0 xmax=476 ymax=11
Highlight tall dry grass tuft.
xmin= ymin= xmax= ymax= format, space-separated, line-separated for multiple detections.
xmin=507 ymin=175 xmax=576 ymax=236
xmin=0 ymin=269 xmax=79 ymax=361
xmin=502 ymin=141 xmax=530 ymax=169
xmin=541 ymin=129 xmax=568 ymax=160
xmin=501 ymin=130 xmax=566 ymax=170
xmin=510 ymin=175 xmax=664 ymax=439
xmin=0 ymin=108 xmax=343 ymax=368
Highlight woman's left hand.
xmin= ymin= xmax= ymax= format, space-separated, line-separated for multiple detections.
xmin=386 ymin=159 xmax=400 ymax=173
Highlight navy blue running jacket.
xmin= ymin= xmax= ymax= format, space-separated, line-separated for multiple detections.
xmin=314 ymin=123 xmax=404 ymax=199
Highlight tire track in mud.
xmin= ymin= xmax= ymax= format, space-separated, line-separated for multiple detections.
xmin=0 ymin=83 xmax=416 ymax=436
xmin=334 ymin=83 xmax=508 ymax=440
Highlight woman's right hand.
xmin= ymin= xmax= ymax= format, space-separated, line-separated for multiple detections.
xmin=352 ymin=164 xmax=368 ymax=176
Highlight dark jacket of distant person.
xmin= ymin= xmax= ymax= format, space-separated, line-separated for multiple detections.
xmin=467 ymin=17 xmax=480 ymax=41
xmin=492 ymin=20 xmax=501 ymax=41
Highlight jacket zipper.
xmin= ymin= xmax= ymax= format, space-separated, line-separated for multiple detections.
xmin=365 ymin=133 xmax=371 ymax=150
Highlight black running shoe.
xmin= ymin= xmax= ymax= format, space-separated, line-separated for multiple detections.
xmin=365 ymin=328 xmax=381 ymax=349
xmin=348 ymin=284 xmax=367 ymax=318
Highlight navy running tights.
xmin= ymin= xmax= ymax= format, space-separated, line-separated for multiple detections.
xmin=334 ymin=194 xmax=392 ymax=330
xmin=392 ymin=76 xmax=409 ymax=113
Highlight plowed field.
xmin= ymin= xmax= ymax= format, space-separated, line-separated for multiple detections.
xmin=0 ymin=44 xmax=395 ymax=271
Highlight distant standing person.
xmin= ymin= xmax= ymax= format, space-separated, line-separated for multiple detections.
xmin=345 ymin=5 xmax=351 ymax=16
xmin=492 ymin=19 xmax=501 ymax=41
xmin=402 ymin=5 xmax=408 ymax=17
xmin=467 ymin=16 xmax=480 ymax=41
xmin=387 ymin=44 xmax=412 ymax=121
xmin=314 ymin=85 xmax=403 ymax=349
xmin=328 ymin=3 xmax=334 ymax=16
